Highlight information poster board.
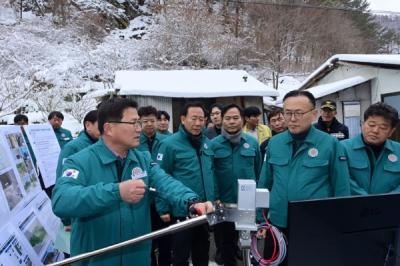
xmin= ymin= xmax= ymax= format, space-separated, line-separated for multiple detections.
xmin=23 ymin=124 xmax=60 ymax=188
xmin=0 ymin=125 xmax=63 ymax=265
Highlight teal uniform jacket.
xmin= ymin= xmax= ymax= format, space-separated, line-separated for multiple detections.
xmin=56 ymin=131 xmax=97 ymax=178
xmin=55 ymin=131 xmax=97 ymax=226
xmin=155 ymin=126 xmax=215 ymax=215
xmin=210 ymin=133 xmax=261 ymax=203
xmin=137 ymin=132 xmax=168 ymax=161
xmin=52 ymin=139 xmax=198 ymax=266
xmin=342 ymin=134 xmax=400 ymax=195
xmin=258 ymin=126 xmax=350 ymax=228
xmin=54 ymin=127 xmax=73 ymax=149
xmin=158 ymin=130 xmax=173 ymax=136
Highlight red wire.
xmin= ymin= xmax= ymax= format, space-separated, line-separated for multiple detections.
xmin=259 ymin=209 xmax=279 ymax=264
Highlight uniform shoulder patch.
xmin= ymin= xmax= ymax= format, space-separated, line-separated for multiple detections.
xmin=62 ymin=169 xmax=79 ymax=179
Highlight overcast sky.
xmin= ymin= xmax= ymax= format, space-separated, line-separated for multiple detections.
xmin=368 ymin=0 xmax=400 ymax=12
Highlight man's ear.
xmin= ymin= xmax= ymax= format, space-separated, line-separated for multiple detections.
xmin=103 ymin=122 xmax=112 ymax=136
xmin=389 ymin=127 xmax=396 ymax=137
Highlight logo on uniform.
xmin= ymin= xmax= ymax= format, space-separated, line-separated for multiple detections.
xmin=308 ymin=148 xmax=319 ymax=158
xmin=131 ymin=167 xmax=148 ymax=179
xmin=156 ymin=153 xmax=163 ymax=161
xmin=388 ymin=154 xmax=398 ymax=162
xmin=243 ymin=143 xmax=250 ymax=149
xmin=62 ymin=169 xmax=79 ymax=179
xmin=203 ymin=143 xmax=208 ymax=149
xmin=61 ymin=133 xmax=66 ymax=137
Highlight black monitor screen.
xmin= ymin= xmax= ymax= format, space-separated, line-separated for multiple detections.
xmin=287 ymin=193 xmax=400 ymax=266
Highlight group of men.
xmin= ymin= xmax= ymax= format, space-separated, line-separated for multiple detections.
xmin=17 ymin=89 xmax=398 ymax=266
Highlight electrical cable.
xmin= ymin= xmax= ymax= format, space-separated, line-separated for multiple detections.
xmin=250 ymin=210 xmax=287 ymax=266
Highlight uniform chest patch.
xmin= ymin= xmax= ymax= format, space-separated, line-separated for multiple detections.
xmin=62 ymin=169 xmax=79 ymax=179
xmin=243 ymin=143 xmax=250 ymax=149
xmin=156 ymin=153 xmax=163 ymax=161
xmin=388 ymin=154 xmax=398 ymax=163
xmin=308 ymin=148 xmax=319 ymax=158
xmin=131 ymin=167 xmax=148 ymax=179
xmin=204 ymin=143 xmax=208 ymax=149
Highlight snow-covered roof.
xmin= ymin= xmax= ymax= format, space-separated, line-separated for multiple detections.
xmin=305 ymin=75 xmax=375 ymax=99
xmin=89 ymin=70 xmax=278 ymax=98
xmin=298 ymin=54 xmax=400 ymax=90
xmin=265 ymin=76 xmax=303 ymax=106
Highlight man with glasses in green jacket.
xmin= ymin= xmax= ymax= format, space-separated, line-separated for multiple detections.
xmin=52 ymin=98 xmax=212 ymax=266
xmin=258 ymin=91 xmax=350 ymax=265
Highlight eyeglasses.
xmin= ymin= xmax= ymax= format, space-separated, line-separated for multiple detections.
xmin=283 ymin=109 xmax=314 ymax=120
xmin=108 ymin=120 xmax=142 ymax=128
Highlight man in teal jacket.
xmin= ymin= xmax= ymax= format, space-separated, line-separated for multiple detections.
xmin=137 ymin=106 xmax=168 ymax=161
xmin=342 ymin=102 xmax=400 ymax=195
xmin=137 ymin=105 xmax=169 ymax=266
xmin=157 ymin=110 xmax=173 ymax=136
xmin=258 ymin=91 xmax=350 ymax=230
xmin=55 ymin=109 xmax=100 ymax=240
xmin=48 ymin=111 xmax=73 ymax=148
xmin=52 ymin=98 xmax=212 ymax=266
xmin=156 ymin=102 xmax=215 ymax=266
xmin=210 ymin=103 xmax=261 ymax=266
xmin=56 ymin=110 xmax=100 ymax=178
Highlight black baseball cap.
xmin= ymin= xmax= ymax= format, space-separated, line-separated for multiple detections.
xmin=321 ymin=100 xmax=336 ymax=111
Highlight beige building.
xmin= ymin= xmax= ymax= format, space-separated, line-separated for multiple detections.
xmin=295 ymin=54 xmax=400 ymax=139
xmin=89 ymin=69 xmax=278 ymax=132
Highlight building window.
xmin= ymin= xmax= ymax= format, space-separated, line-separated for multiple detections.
xmin=343 ymin=101 xmax=361 ymax=138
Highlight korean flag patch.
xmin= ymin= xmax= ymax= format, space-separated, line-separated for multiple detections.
xmin=157 ymin=153 xmax=164 ymax=161
xmin=62 ymin=169 xmax=79 ymax=179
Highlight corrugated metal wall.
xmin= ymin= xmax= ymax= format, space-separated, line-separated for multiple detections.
xmin=127 ymin=96 xmax=173 ymax=133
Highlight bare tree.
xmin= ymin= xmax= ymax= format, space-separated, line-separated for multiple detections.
xmin=29 ymin=82 xmax=67 ymax=116
xmin=0 ymin=76 xmax=34 ymax=116
xmin=142 ymin=0 xmax=241 ymax=68
xmin=52 ymin=0 xmax=71 ymax=25
xmin=66 ymin=91 xmax=98 ymax=123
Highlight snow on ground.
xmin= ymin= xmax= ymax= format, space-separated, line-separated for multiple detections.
xmin=0 ymin=7 xmax=16 ymax=25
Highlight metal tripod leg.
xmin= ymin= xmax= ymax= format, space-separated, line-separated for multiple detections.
xmin=239 ymin=230 xmax=252 ymax=266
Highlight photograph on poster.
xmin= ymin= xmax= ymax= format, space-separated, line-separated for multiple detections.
xmin=30 ymin=191 xmax=61 ymax=240
xmin=0 ymin=224 xmax=40 ymax=266
xmin=41 ymin=242 xmax=64 ymax=264
xmin=3 ymin=132 xmax=39 ymax=194
xmin=18 ymin=212 xmax=51 ymax=257
xmin=0 ymin=170 xmax=23 ymax=211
